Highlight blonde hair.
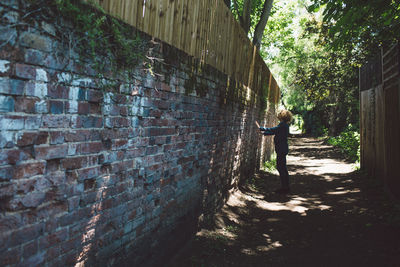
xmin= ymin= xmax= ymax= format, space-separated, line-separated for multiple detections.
xmin=277 ymin=110 xmax=293 ymax=123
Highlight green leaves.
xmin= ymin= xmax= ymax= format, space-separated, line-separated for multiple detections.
xmin=308 ymin=0 xmax=400 ymax=52
xmin=327 ymin=124 xmax=360 ymax=162
xmin=260 ymin=0 xmax=361 ymax=136
xmin=54 ymin=0 xmax=147 ymax=75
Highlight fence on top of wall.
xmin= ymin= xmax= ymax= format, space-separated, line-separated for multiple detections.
xmin=86 ymin=0 xmax=280 ymax=102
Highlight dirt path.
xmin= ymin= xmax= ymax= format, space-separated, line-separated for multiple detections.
xmin=167 ymin=136 xmax=400 ymax=267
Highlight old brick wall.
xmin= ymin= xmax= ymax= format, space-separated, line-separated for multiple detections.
xmin=0 ymin=1 xmax=277 ymax=266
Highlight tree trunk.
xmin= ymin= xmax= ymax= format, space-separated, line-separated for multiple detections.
xmin=241 ymin=0 xmax=252 ymax=34
xmin=224 ymin=0 xmax=231 ymax=8
xmin=253 ymin=0 xmax=274 ymax=50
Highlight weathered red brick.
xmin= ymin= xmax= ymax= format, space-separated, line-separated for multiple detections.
xmin=60 ymin=237 xmax=82 ymax=255
xmin=17 ymin=131 xmax=48 ymax=147
xmin=49 ymin=131 xmax=65 ymax=144
xmin=38 ymin=228 xmax=69 ymax=250
xmin=34 ymin=144 xmax=68 ymax=160
xmin=119 ymin=106 xmax=128 ymax=116
xmin=67 ymin=196 xmax=80 ymax=212
xmin=148 ymin=127 xmax=176 ymax=136
xmin=41 ymin=115 xmax=70 ymax=128
xmin=78 ymin=102 xmax=90 ymax=114
xmin=87 ymin=89 xmax=103 ymax=103
xmin=1 ymin=149 xmax=31 ymax=165
xmin=80 ymin=142 xmax=103 ymax=154
xmin=44 ymin=246 xmax=61 ymax=260
xmin=72 ymin=115 xmax=103 ymax=128
xmin=125 ymin=148 xmax=145 ymax=159
xmin=14 ymin=63 xmax=36 ymax=80
xmin=45 ymin=158 xmax=60 ymax=173
xmin=65 ymin=130 xmax=90 ymax=142
xmin=0 ymin=165 xmax=13 ymax=181
xmin=149 ymin=109 xmax=162 ymax=118
xmin=77 ymin=166 xmax=100 ymax=181
xmin=21 ymin=191 xmax=46 ymax=207
xmin=0 ymin=246 xmax=21 ymax=266
xmin=160 ymin=82 xmax=171 ymax=91
xmin=61 ymin=156 xmax=87 ymax=170
xmin=48 ymin=84 xmax=69 ymax=99
xmin=15 ymin=97 xmax=37 ymax=113
xmin=102 ymin=198 xmax=114 ymax=210
xmin=22 ymin=240 xmax=38 ymax=259
xmin=45 ymin=171 xmax=65 ymax=187
xmin=34 ymin=201 xmax=68 ymax=223
xmin=8 ymin=223 xmax=44 ymax=247
xmin=106 ymin=117 xmax=130 ymax=128
xmin=0 ymin=115 xmax=24 ymax=130
xmin=112 ymin=139 xmax=128 ymax=150
xmin=89 ymin=102 xmax=101 ymax=114
xmin=13 ymin=161 xmax=45 ymax=179
xmin=110 ymin=106 xmax=120 ymax=116
xmin=84 ymin=178 xmax=96 ymax=191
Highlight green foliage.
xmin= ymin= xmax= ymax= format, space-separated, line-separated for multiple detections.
xmin=327 ymin=125 xmax=360 ymax=163
xmin=291 ymin=114 xmax=304 ymax=133
xmin=292 ymin=21 xmax=360 ymax=135
xmin=308 ymin=0 xmax=400 ymax=51
xmin=54 ymin=0 xmax=147 ymax=75
xmin=24 ymin=0 xmax=150 ymax=88
xmin=263 ymin=153 xmax=277 ymax=172
xmin=302 ymin=110 xmax=328 ymax=136
xmin=261 ymin=0 xmax=360 ymax=136
xmin=230 ymin=0 xmax=267 ymax=33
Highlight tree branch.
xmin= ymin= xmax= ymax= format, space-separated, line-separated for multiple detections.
xmin=253 ymin=0 xmax=274 ymax=49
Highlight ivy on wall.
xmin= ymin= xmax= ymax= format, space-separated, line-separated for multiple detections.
xmin=23 ymin=0 xmax=152 ymax=91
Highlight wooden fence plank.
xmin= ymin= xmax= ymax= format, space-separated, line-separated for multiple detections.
xmin=136 ymin=0 xmax=144 ymax=32
xmin=190 ymin=0 xmax=200 ymax=58
xmin=142 ymin=0 xmax=151 ymax=35
xmin=158 ymin=0 xmax=169 ymax=42
xmin=180 ymin=0 xmax=188 ymax=52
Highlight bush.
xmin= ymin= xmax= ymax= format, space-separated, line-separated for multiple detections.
xmin=302 ymin=110 xmax=328 ymax=136
xmin=327 ymin=125 xmax=360 ymax=163
xmin=263 ymin=153 xmax=277 ymax=173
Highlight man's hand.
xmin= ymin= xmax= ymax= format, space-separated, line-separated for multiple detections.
xmin=255 ymin=121 xmax=260 ymax=128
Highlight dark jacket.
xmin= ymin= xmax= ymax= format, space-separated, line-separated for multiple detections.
xmin=260 ymin=122 xmax=289 ymax=155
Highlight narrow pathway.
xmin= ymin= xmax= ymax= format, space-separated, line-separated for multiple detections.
xmin=168 ymin=136 xmax=400 ymax=267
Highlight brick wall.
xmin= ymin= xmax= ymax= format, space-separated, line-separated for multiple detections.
xmin=0 ymin=1 xmax=277 ymax=266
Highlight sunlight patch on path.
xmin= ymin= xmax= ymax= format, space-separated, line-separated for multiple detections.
xmin=326 ymin=188 xmax=361 ymax=195
xmin=288 ymin=153 xmax=354 ymax=181
xmin=226 ymin=190 xmax=331 ymax=217
xmin=241 ymin=235 xmax=283 ymax=255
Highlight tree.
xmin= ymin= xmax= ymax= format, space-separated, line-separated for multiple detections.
xmin=230 ymin=0 xmax=274 ymax=50
xmin=261 ymin=0 xmax=360 ymax=136
xmin=308 ymin=0 xmax=400 ymax=52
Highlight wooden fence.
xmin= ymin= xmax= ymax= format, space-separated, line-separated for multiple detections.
xmin=85 ymin=0 xmax=279 ymax=99
xmin=359 ymin=43 xmax=400 ymax=199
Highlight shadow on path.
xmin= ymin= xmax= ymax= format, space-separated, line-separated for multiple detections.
xmin=167 ymin=136 xmax=400 ymax=267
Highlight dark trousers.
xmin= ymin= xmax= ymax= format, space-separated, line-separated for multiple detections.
xmin=276 ymin=154 xmax=289 ymax=189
